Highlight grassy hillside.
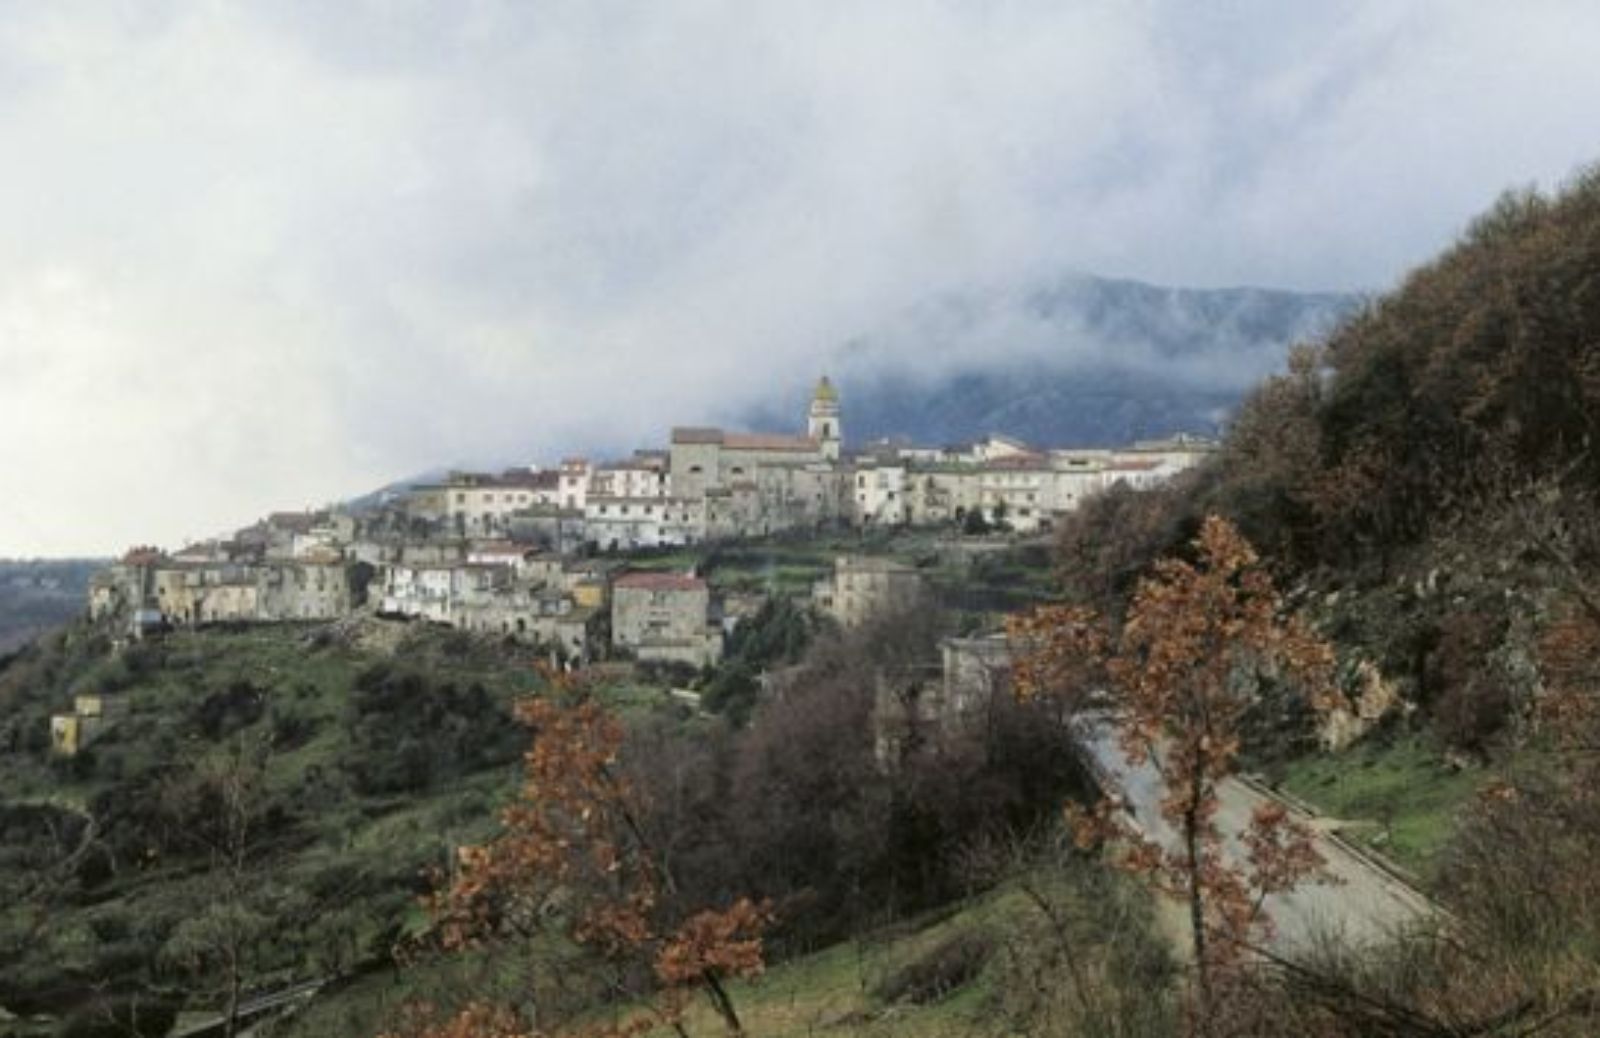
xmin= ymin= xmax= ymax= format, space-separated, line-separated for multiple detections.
xmin=280 ymin=860 xmax=1175 ymax=1038
xmin=1272 ymin=735 xmax=1486 ymax=879
xmin=0 ymin=620 xmax=690 ymax=1032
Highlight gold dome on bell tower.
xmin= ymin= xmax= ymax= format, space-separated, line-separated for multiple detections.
xmin=808 ymin=375 xmax=841 ymax=461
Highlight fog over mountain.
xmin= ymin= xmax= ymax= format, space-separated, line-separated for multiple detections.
xmin=746 ymin=275 xmax=1358 ymax=448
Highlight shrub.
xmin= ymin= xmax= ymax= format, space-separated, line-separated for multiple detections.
xmin=1428 ymin=609 xmax=1510 ymax=753
xmin=191 ymin=680 xmax=266 ymax=741
xmin=872 ymin=930 xmax=993 ymax=1004
xmin=56 ymin=994 xmax=179 ymax=1038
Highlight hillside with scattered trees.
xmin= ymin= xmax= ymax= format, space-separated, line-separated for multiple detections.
xmin=1041 ymin=167 xmax=1600 ymax=1033
xmin=6 ymin=171 xmax=1600 ymax=1037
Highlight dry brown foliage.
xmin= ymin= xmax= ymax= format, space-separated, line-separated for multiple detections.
xmin=1012 ymin=515 xmax=1340 ymax=1035
xmin=384 ymin=674 xmax=771 ymax=1038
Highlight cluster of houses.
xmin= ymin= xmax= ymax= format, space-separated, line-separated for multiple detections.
xmin=83 ymin=375 xmax=1210 ymax=682
xmin=397 ymin=377 xmax=1213 ymax=549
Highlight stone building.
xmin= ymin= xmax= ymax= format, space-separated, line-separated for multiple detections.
xmin=940 ymin=635 xmax=1013 ymax=717
xmin=979 ymin=454 xmax=1053 ymax=532
xmin=51 ymin=692 xmax=130 ymax=756
xmin=753 ymin=463 xmax=850 ymax=533
xmin=610 ymin=571 xmax=722 ymax=667
xmin=667 ymin=377 xmax=841 ymax=504
xmin=814 ymin=555 xmax=925 ymax=628
xmin=852 ymin=462 xmax=909 ymax=525
xmin=558 ymin=458 xmax=592 ymax=511
xmin=669 ymin=427 xmax=825 ymax=502
xmin=429 ymin=469 xmax=561 ymax=537
xmin=590 ymin=452 xmax=671 ymax=499
xmin=506 ymin=507 xmax=587 ymax=555
xmin=905 ymin=467 xmax=982 ymax=526
xmin=872 ymin=634 xmax=1012 ymax=765
xmin=585 ymin=495 xmax=704 ymax=550
xmin=89 ymin=546 xmax=164 ymax=627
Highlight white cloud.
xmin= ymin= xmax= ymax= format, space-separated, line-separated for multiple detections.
xmin=2 ymin=1 xmax=1599 ymax=554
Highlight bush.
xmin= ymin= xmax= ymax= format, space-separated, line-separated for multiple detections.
xmin=56 ymin=994 xmax=179 ymax=1038
xmin=342 ymin=666 xmax=520 ymax=794
xmin=269 ymin=703 xmax=320 ymax=750
xmin=192 ymin=680 xmax=266 ymax=741
xmin=1427 ymin=609 xmax=1510 ymax=753
xmin=872 ymin=930 xmax=993 ymax=1004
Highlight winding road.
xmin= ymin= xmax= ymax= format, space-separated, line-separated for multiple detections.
xmin=1075 ymin=717 xmax=1437 ymax=956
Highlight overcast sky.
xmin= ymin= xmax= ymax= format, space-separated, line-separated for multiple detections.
xmin=4 ymin=1 xmax=1600 ymax=556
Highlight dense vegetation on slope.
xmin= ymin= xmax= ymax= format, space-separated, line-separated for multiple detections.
xmin=1060 ymin=170 xmax=1600 ymax=753
xmin=1047 ymin=169 xmax=1600 ymax=1034
xmin=0 ymin=623 xmax=542 ymax=1033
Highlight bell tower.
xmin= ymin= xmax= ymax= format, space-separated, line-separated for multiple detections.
xmin=808 ymin=375 xmax=841 ymax=462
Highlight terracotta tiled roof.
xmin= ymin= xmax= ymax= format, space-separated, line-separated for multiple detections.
xmin=470 ymin=541 xmax=529 ymax=556
xmin=494 ymin=469 xmax=558 ymax=488
xmin=723 ymin=433 xmax=816 ymax=452
xmin=614 ymin=571 xmax=706 ymax=592
xmin=671 ymin=426 xmax=725 ymax=445
xmin=984 ymin=453 xmax=1051 ymax=470
xmin=267 ymin=512 xmax=318 ymax=533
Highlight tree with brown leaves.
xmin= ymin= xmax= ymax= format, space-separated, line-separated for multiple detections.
xmin=1011 ymin=515 xmax=1339 ymax=1035
xmin=390 ymin=681 xmax=770 ymax=1038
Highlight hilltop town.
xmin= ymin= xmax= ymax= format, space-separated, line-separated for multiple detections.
xmin=83 ymin=378 xmax=1209 ymax=674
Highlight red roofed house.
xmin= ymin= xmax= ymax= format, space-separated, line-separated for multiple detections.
xmin=610 ymin=571 xmax=722 ymax=667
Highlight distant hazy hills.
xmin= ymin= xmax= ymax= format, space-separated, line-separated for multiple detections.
xmin=751 ymin=275 xmax=1361 ymax=448
xmin=0 ymin=560 xmax=104 ymax=652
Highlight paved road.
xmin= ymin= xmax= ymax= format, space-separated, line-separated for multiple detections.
xmin=1075 ymin=718 xmax=1436 ymax=956
xmin=170 ymin=978 xmax=326 ymax=1038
